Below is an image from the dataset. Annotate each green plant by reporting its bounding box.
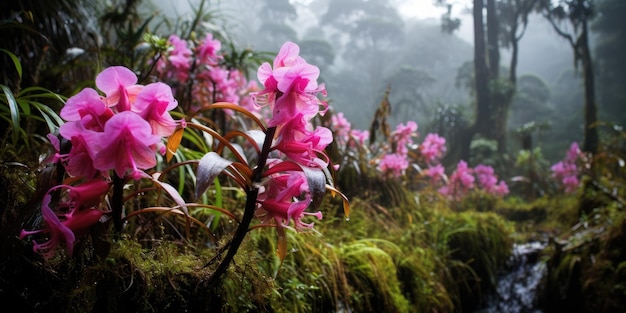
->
[0,49,65,160]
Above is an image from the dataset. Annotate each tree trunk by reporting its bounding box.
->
[473,0,491,139]
[580,18,598,155]
[487,0,500,79]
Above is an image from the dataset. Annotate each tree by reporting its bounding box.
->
[436,0,539,165]
[541,0,598,155]
[592,0,626,128]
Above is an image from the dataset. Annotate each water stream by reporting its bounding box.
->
[474,241,547,313]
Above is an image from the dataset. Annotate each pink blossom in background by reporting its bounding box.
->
[562,176,580,193]
[453,160,474,189]
[474,164,497,191]
[551,142,582,193]
[474,164,509,196]
[565,142,581,163]
[196,33,222,66]
[425,164,446,183]
[392,121,418,156]
[350,129,369,146]
[165,34,192,81]
[439,160,474,199]
[492,180,510,197]
[378,153,409,177]
[420,133,446,164]
[331,112,351,145]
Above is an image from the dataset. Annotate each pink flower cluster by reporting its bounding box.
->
[551,142,582,193]
[59,66,178,179]
[330,112,369,149]
[21,66,180,259]
[377,121,418,177]
[253,42,331,231]
[19,180,109,259]
[156,34,260,114]
[421,133,447,165]
[438,161,509,200]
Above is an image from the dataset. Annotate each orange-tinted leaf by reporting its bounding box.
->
[326,184,350,219]
[276,225,287,266]
[166,127,184,162]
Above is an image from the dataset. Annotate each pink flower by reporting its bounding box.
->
[60,88,114,131]
[91,111,161,179]
[134,82,179,137]
[439,160,474,199]
[350,129,369,146]
[425,164,446,182]
[332,112,352,146]
[392,121,418,156]
[272,41,306,68]
[453,160,474,188]
[565,142,581,163]
[550,142,582,193]
[491,181,510,196]
[95,66,143,112]
[274,114,333,168]
[562,176,579,193]
[59,121,101,178]
[256,171,322,231]
[20,193,104,259]
[258,196,322,231]
[63,179,110,209]
[474,164,497,191]
[166,35,192,81]
[378,153,409,177]
[255,41,327,127]
[196,33,222,65]
[420,133,447,164]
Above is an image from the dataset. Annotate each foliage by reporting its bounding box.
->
[0,49,65,162]
[1,1,626,313]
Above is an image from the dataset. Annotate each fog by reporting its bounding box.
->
[148,0,592,162]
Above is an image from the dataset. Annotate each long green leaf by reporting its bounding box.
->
[34,102,64,129]
[0,49,22,80]
[1,85,20,144]
[17,99,31,115]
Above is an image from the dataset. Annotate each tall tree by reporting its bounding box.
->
[592,0,626,128]
[541,0,598,155]
[436,0,538,162]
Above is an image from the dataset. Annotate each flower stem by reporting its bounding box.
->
[205,126,276,284]
[111,173,125,232]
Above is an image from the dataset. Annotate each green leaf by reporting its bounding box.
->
[17,99,31,115]
[1,85,20,144]
[0,49,22,80]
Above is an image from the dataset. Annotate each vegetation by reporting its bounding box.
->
[1,0,625,313]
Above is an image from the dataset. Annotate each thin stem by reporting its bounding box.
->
[205,126,276,284]
[111,173,125,232]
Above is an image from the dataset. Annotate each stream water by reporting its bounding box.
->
[474,241,547,313]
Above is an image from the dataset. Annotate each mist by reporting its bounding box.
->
[148,0,600,164]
